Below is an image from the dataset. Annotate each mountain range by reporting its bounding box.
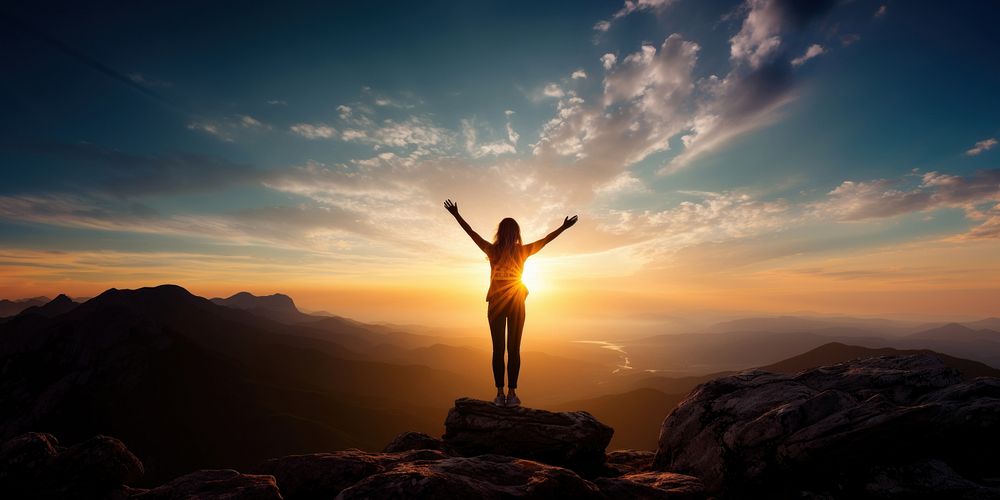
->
[1,285,998,484]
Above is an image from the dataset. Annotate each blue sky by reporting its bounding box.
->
[2,0,999,323]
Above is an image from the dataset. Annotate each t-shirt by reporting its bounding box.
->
[485,244,529,303]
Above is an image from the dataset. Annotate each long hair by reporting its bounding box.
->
[492,217,522,264]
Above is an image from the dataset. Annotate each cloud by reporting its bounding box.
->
[0,192,380,252]
[874,5,888,18]
[267,99,287,106]
[126,73,171,87]
[543,83,565,98]
[187,114,269,142]
[5,143,260,197]
[341,116,452,150]
[461,119,517,158]
[729,0,836,69]
[966,138,998,156]
[601,53,617,70]
[840,33,861,47]
[791,43,825,66]
[290,123,337,140]
[571,69,588,79]
[595,172,649,196]
[533,34,699,187]
[663,59,797,172]
[594,0,677,32]
[814,169,1000,233]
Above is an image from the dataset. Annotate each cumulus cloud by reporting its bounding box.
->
[533,34,699,189]
[791,44,825,66]
[601,53,617,70]
[571,69,588,79]
[290,123,337,140]
[966,138,998,156]
[729,0,836,69]
[543,83,565,98]
[874,5,888,18]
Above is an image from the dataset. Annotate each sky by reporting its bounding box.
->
[2,0,999,332]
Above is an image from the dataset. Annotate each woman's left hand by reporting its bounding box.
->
[562,215,578,229]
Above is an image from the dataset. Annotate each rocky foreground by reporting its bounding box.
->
[2,353,998,499]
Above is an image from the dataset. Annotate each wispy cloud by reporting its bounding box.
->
[187,114,270,142]
[594,0,677,32]
[4,143,260,197]
[966,138,998,156]
[791,44,825,66]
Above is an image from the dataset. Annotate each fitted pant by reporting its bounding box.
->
[487,297,525,389]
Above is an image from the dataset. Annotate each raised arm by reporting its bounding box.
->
[524,215,578,256]
[444,199,490,253]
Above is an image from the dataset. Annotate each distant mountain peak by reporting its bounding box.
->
[214,291,297,311]
[16,293,80,318]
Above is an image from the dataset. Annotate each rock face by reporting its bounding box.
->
[0,433,143,499]
[654,354,1000,498]
[254,449,447,499]
[133,469,281,500]
[595,471,705,500]
[443,397,614,476]
[337,454,602,500]
[382,431,444,453]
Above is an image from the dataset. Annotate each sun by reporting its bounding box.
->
[521,259,544,293]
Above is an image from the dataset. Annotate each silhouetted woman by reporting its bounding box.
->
[444,199,577,407]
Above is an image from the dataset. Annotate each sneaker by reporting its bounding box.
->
[493,394,506,407]
[506,394,521,407]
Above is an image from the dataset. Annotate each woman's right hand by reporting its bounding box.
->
[562,215,578,229]
[444,199,460,216]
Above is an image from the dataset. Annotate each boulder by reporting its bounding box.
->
[595,471,705,499]
[0,432,61,486]
[864,459,1000,499]
[254,448,447,499]
[133,469,281,500]
[443,398,613,476]
[605,449,655,475]
[654,354,1000,497]
[336,454,601,499]
[0,432,143,499]
[382,431,444,453]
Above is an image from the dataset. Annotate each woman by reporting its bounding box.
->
[444,199,577,407]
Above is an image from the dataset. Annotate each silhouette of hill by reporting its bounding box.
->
[961,317,1000,331]
[906,322,1000,343]
[0,284,479,484]
[16,294,79,318]
[756,341,1000,378]
[704,315,920,336]
[0,296,49,317]
[624,330,891,374]
[211,291,317,324]
[896,323,1000,367]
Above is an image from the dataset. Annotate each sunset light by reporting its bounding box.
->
[3,2,1000,497]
